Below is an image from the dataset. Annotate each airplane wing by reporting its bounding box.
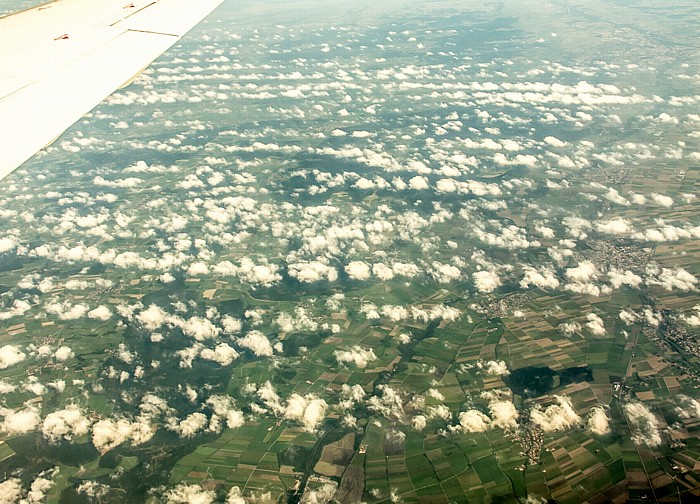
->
[0,0,223,182]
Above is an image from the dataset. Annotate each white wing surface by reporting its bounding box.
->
[0,0,223,181]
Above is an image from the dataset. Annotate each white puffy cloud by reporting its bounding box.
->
[221,315,242,334]
[165,484,215,504]
[226,486,246,504]
[0,479,22,503]
[206,395,245,432]
[457,410,490,433]
[237,258,282,287]
[647,267,697,291]
[608,269,642,289]
[411,304,461,322]
[92,416,156,453]
[372,263,395,281]
[650,193,673,207]
[520,266,560,290]
[277,308,318,333]
[478,360,509,376]
[427,404,451,420]
[624,402,661,447]
[54,346,74,361]
[346,261,371,281]
[565,261,597,283]
[412,415,427,430]
[0,236,18,254]
[27,468,60,501]
[42,405,92,443]
[586,313,606,336]
[284,394,327,432]
[676,395,700,419]
[0,345,26,369]
[431,262,461,283]
[237,330,274,357]
[488,400,518,430]
[368,385,405,421]
[587,407,611,435]
[473,270,501,293]
[88,305,112,321]
[0,404,41,435]
[175,316,221,341]
[45,300,89,320]
[380,305,409,321]
[137,305,168,330]
[597,217,631,235]
[0,299,32,321]
[168,412,208,439]
[0,380,16,394]
[288,261,338,283]
[200,343,240,366]
[186,262,209,276]
[334,346,377,368]
[530,396,581,432]
[408,175,429,190]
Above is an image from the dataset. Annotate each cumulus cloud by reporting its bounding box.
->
[0,299,32,321]
[476,359,508,376]
[530,396,581,432]
[368,386,405,421]
[412,415,427,430]
[587,406,611,435]
[473,270,501,293]
[586,313,606,336]
[175,316,221,341]
[624,402,661,447]
[647,267,697,291]
[0,345,26,369]
[42,405,91,443]
[334,346,377,368]
[165,484,215,504]
[520,266,559,290]
[221,315,242,335]
[650,193,673,207]
[566,261,597,283]
[284,394,327,432]
[346,261,371,281]
[137,305,168,330]
[1,404,41,435]
[206,395,245,432]
[0,478,22,503]
[288,261,338,283]
[0,236,18,254]
[608,269,643,289]
[488,400,518,430]
[200,343,240,366]
[167,412,208,439]
[237,331,274,357]
[676,395,700,419]
[457,410,490,433]
[54,346,74,361]
[45,300,89,320]
[276,307,318,333]
[92,416,156,453]
[88,305,112,321]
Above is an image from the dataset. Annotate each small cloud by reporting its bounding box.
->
[346,261,371,281]
[0,345,26,369]
[334,346,377,368]
[530,396,581,432]
[624,402,661,447]
[237,331,274,357]
[587,406,611,435]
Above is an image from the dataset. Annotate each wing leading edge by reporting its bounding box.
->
[0,0,224,182]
